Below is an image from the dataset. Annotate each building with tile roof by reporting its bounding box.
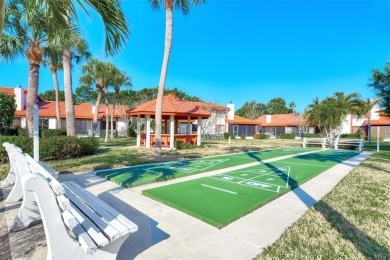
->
[1,86,129,136]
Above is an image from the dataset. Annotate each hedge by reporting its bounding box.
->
[41,129,67,138]
[302,133,321,138]
[0,136,99,162]
[253,133,269,139]
[340,133,360,139]
[279,133,296,139]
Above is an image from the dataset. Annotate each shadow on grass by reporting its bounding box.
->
[255,152,389,258]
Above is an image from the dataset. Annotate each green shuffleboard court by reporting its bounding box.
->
[143,150,360,228]
[96,147,314,187]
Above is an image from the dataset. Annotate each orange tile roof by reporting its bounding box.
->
[127,93,211,119]
[0,87,15,96]
[15,101,129,119]
[189,101,229,111]
[225,115,259,125]
[257,114,306,127]
[366,111,390,126]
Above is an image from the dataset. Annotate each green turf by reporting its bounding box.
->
[143,150,360,228]
[96,147,314,187]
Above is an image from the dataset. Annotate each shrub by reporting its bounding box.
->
[340,133,360,139]
[41,129,67,138]
[240,134,246,140]
[253,133,269,139]
[99,130,106,138]
[279,133,296,139]
[223,132,236,139]
[2,128,19,136]
[0,136,99,162]
[302,133,320,138]
[358,128,366,139]
[17,127,28,137]
[174,140,197,150]
[0,92,16,135]
[0,136,33,162]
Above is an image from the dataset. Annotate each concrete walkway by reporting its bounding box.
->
[0,150,372,260]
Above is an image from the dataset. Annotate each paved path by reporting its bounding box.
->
[0,150,372,260]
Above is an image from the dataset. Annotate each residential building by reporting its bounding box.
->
[256,114,315,138]
[0,86,129,136]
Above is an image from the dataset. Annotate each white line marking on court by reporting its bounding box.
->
[279,161,329,168]
[201,184,237,194]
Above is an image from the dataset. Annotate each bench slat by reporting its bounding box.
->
[71,223,98,255]
[68,202,110,247]
[63,184,121,241]
[63,181,131,237]
[63,181,138,233]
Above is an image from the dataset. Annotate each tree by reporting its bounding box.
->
[362,98,379,143]
[0,92,16,135]
[39,90,65,101]
[150,0,205,155]
[369,63,390,117]
[267,98,290,114]
[80,59,131,141]
[1,0,47,137]
[305,92,364,147]
[289,101,296,113]
[236,100,267,119]
[110,71,131,141]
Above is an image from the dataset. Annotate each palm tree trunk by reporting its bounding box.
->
[110,93,118,141]
[93,89,102,137]
[50,66,62,129]
[25,41,43,137]
[63,48,76,136]
[155,2,173,155]
[104,87,109,143]
[0,0,4,34]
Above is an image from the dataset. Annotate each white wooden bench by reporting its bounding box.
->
[8,150,138,259]
[302,137,327,149]
[334,138,364,151]
[2,143,58,203]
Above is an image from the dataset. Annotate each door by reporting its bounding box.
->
[233,125,238,136]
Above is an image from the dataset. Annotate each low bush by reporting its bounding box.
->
[253,133,269,139]
[0,136,99,162]
[279,133,296,139]
[240,134,246,140]
[41,129,67,138]
[174,140,197,150]
[302,133,320,138]
[223,132,236,139]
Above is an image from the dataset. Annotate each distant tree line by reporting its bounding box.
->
[235,98,296,119]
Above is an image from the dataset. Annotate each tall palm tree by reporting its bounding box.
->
[31,0,129,136]
[42,46,63,129]
[1,0,47,137]
[150,0,205,155]
[43,33,90,130]
[363,98,379,143]
[110,72,131,141]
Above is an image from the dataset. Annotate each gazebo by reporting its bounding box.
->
[127,93,211,149]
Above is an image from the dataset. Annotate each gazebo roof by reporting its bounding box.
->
[127,93,211,119]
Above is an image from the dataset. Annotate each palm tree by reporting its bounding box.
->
[1,0,47,137]
[0,0,4,34]
[363,98,379,143]
[110,72,131,141]
[30,0,129,136]
[43,33,90,130]
[42,46,63,129]
[80,59,130,141]
[150,0,205,155]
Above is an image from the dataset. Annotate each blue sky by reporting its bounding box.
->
[1,0,390,113]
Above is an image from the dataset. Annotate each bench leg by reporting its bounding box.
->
[5,156,31,203]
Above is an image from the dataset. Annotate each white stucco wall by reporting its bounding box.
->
[48,118,57,129]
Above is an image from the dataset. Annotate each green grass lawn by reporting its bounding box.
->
[257,151,390,259]
[143,150,360,228]
[96,148,315,188]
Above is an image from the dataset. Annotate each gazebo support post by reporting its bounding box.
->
[187,116,191,134]
[197,117,202,146]
[146,115,151,148]
[136,115,141,147]
[170,115,174,149]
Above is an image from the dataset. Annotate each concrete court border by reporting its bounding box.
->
[1,150,372,259]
